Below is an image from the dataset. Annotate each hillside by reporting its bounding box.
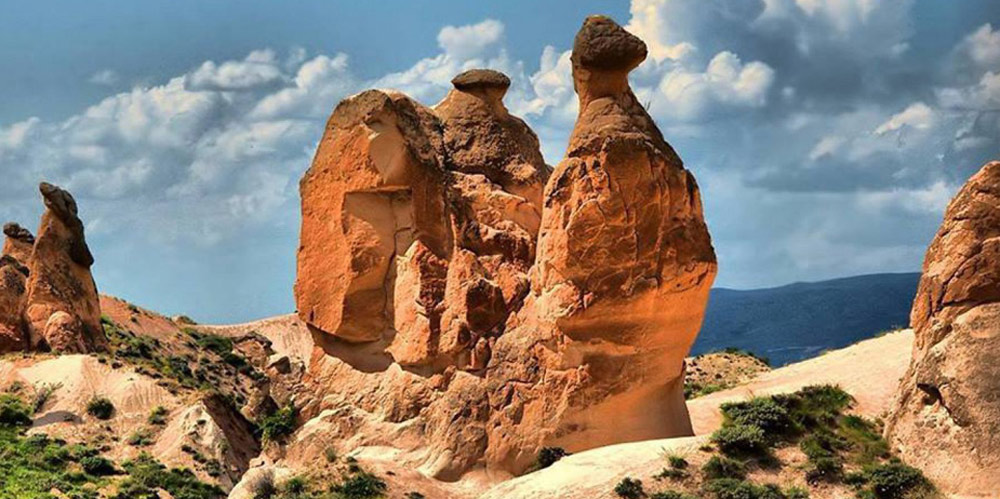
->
[694,273,920,366]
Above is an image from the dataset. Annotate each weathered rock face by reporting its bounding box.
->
[294,15,714,479]
[23,182,105,352]
[886,161,1000,495]
[296,71,547,369]
[484,15,716,471]
[295,89,452,346]
[0,256,29,353]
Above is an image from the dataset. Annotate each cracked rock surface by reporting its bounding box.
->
[886,160,1000,496]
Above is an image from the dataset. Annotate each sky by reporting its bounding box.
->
[1,0,998,324]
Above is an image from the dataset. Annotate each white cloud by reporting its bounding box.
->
[437,19,504,60]
[960,23,1000,69]
[184,50,287,91]
[651,51,775,121]
[874,102,935,136]
[88,69,120,86]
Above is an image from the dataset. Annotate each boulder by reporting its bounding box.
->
[886,161,1000,495]
[23,182,105,352]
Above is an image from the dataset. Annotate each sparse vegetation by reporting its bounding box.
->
[112,452,225,498]
[530,446,568,471]
[701,455,747,480]
[711,423,769,456]
[86,396,115,420]
[331,470,388,498]
[259,404,296,443]
[0,428,111,497]
[614,477,645,498]
[148,405,169,425]
[0,394,33,427]
[31,382,60,413]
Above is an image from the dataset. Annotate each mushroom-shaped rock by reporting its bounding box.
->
[2,223,35,264]
[484,15,716,472]
[886,161,1000,496]
[23,182,105,352]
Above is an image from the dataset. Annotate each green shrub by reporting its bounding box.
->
[0,394,32,427]
[113,452,224,498]
[720,397,792,435]
[667,455,688,469]
[196,334,233,356]
[711,424,769,455]
[148,406,168,425]
[331,470,387,498]
[259,405,296,443]
[86,396,115,420]
[127,429,154,447]
[865,462,927,499]
[533,447,568,470]
[704,479,785,499]
[654,467,687,480]
[701,455,747,480]
[651,491,696,499]
[784,486,809,499]
[80,455,115,476]
[614,477,644,499]
[804,455,842,483]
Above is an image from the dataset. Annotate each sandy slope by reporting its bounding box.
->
[480,330,914,499]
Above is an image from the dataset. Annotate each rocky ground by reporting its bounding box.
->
[0,306,930,499]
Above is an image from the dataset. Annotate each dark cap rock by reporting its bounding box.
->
[451,69,511,92]
[2,223,33,244]
[39,182,80,222]
[572,15,647,72]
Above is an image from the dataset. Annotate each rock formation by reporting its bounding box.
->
[294,15,715,478]
[886,160,1000,495]
[484,16,716,471]
[0,183,105,353]
[2,223,34,263]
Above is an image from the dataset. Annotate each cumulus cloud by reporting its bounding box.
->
[651,51,775,121]
[959,23,1000,69]
[184,49,288,92]
[437,19,505,60]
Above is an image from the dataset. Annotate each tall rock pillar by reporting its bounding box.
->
[485,16,717,472]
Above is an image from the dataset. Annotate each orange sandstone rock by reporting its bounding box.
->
[23,182,105,352]
[484,15,716,471]
[2,223,34,263]
[293,15,715,479]
[886,161,1000,496]
[0,256,29,353]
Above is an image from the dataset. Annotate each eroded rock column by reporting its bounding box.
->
[24,182,105,353]
[485,16,717,472]
[886,161,1000,496]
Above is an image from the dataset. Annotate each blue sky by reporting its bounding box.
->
[1,1,998,323]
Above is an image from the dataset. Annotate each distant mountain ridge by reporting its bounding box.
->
[692,272,921,366]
